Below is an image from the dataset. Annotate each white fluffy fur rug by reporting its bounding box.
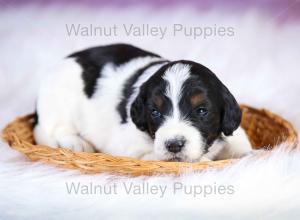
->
[1,4,300,220]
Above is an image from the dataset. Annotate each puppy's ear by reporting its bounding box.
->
[130,90,148,131]
[220,85,241,136]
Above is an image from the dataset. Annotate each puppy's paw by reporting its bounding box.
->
[199,156,212,162]
[57,135,95,153]
[243,149,267,157]
[140,153,158,161]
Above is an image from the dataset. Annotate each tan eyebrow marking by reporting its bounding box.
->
[153,95,163,108]
[190,93,205,107]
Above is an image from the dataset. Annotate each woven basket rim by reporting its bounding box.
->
[2,104,298,176]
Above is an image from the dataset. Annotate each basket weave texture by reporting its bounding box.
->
[2,105,298,176]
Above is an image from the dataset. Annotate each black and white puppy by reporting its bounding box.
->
[34,43,252,162]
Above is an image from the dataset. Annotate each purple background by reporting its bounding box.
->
[1,0,300,21]
[0,0,300,18]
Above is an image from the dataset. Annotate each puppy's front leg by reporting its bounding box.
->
[199,156,212,162]
[216,127,252,160]
[140,152,159,161]
[201,139,226,161]
[54,126,95,153]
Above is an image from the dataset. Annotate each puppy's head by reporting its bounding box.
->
[130,61,241,162]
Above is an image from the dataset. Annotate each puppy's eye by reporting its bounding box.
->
[151,109,162,118]
[196,107,208,116]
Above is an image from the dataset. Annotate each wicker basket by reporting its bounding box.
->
[2,105,298,176]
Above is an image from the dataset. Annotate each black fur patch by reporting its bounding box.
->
[33,111,38,126]
[117,60,168,123]
[68,43,160,98]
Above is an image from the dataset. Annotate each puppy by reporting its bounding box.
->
[34,43,252,162]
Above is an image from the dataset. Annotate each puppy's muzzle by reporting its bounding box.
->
[165,137,186,153]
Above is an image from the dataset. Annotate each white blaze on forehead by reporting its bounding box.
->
[155,63,205,161]
[163,63,191,119]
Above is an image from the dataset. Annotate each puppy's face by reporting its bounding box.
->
[130,61,241,162]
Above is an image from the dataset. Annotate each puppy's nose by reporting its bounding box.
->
[165,138,186,153]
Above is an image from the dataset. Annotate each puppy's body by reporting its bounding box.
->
[34,44,252,161]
